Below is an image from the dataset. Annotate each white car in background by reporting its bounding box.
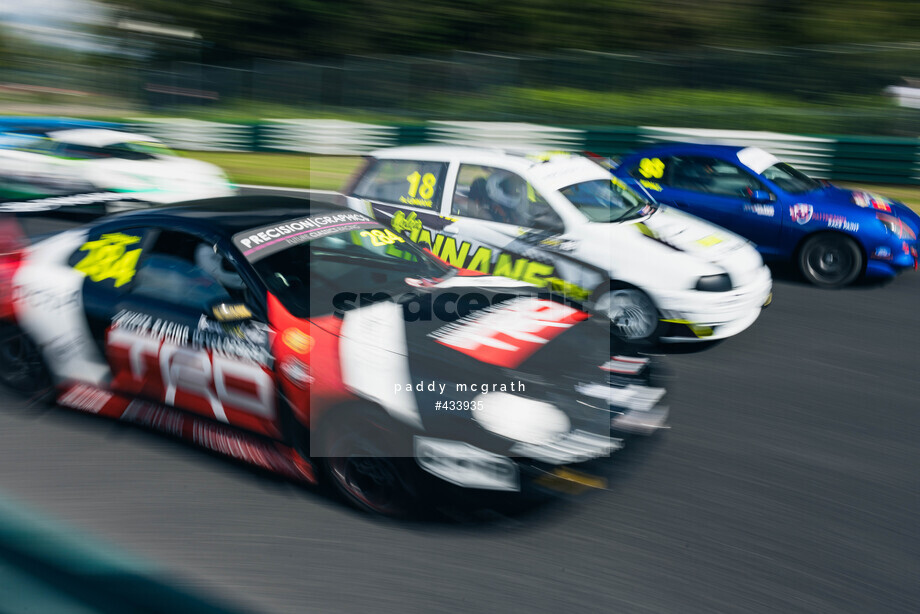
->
[0,128,235,204]
[345,146,773,344]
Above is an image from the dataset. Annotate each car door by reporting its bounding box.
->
[442,164,589,295]
[629,154,782,250]
[99,228,278,438]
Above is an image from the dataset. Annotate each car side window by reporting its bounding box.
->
[129,230,248,312]
[130,255,232,311]
[352,159,448,211]
[451,164,562,230]
[665,156,767,198]
[58,143,114,160]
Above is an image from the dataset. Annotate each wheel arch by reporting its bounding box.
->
[794,229,868,277]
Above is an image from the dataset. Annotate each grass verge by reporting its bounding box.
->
[180,151,362,191]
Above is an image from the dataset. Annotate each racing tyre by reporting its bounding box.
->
[593,285,662,344]
[320,408,418,518]
[0,323,53,403]
[798,234,863,288]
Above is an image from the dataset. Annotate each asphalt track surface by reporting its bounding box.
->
[0,193,918,613]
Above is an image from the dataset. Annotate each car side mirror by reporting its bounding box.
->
[749,189,774,204]
[210,300,253,322]
[532,214,565,234]
[533,219,565,235]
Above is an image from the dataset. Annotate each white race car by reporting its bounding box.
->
[345,146,773,344]
[0,128,235,204]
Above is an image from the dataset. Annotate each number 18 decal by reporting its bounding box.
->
[400,172,438,208]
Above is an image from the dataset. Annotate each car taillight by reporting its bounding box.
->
[0,217,27,319]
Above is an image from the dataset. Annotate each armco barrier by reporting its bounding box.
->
[830,136,920,184]
[123,119,920,185]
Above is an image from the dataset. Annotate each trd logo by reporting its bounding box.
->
[107,327,275,422]
[428,297,589,368]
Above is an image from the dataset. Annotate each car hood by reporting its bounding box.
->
[331,278,632,447]
[83,156,233,202]
[580,205,765,288]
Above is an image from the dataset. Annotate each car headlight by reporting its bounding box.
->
[473,393,570,445]
[877,213,917,240]
[695,273,732,292]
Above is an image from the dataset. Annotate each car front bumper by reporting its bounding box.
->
[652,264,774,342]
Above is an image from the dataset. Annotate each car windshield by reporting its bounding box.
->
[236,216,452,318]
[761,162,823,194]
[559,177,654,223]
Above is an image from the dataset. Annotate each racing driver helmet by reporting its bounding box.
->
[486,171,526,214]
[194,243,245,290]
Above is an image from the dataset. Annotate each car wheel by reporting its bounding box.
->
[593,285,661,343]
[321,409,417,518]
[798,234,863,288]
[0,323,53,403]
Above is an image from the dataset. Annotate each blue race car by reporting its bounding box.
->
[613,143,920,288]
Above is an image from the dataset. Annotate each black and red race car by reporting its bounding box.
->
[0,196,668,516]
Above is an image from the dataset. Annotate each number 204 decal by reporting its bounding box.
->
[360,228,406,247]
[73,232,142,287]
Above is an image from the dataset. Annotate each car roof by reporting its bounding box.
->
[626,142,746,158]
[98,195,354,238]
[46,128,161,147]
[622,143,784,175]
[367,145,610,189]
[369,144,573,168]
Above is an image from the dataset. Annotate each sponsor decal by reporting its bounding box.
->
[388,210,591,299]
[212,302,252,322]
[282,328,313,353]
[58,383,113,414]
[873,200,892,212]
[853,190,892,212]
[108,310,274,422]
[537,237,577,251]
[73,232,142,287]
[234,213,376,260]
[639,179,663,192]
[13,286,80,311]
[812,212,858,232]
[0,191,142,213]
[279,356,313,387]
[695,234,723,248]
[429,297,588,368]
[112,309,271,365]
[743,203,775,217]
[789,203,814,225]
[600,355,648,375]
[875,246,892,259]
[118,400,316,484]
